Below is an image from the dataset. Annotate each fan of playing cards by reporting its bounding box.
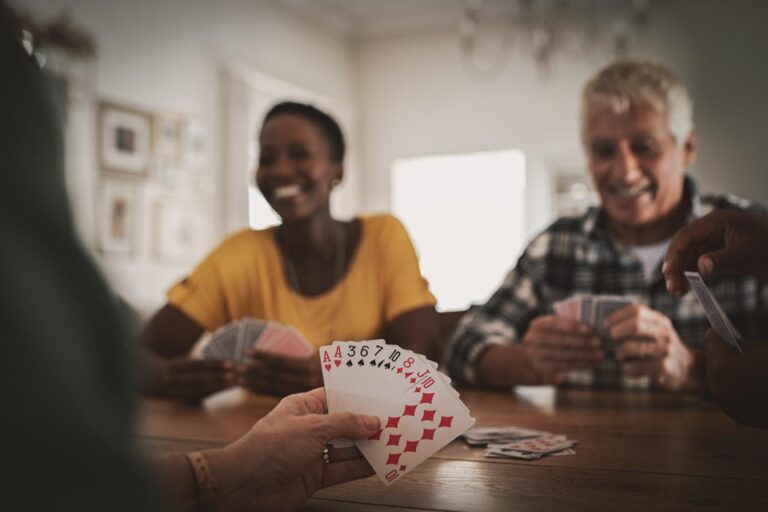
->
[202,318,315,362]
[320,340,475,486]
[554,294,637,350]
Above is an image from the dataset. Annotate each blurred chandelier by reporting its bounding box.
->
[459,0,652,78]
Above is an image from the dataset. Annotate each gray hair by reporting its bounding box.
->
[581,59,694,145]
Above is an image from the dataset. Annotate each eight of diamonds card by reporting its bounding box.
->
[320,340,474,486]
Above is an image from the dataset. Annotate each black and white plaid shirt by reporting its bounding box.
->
[445,176,767,389]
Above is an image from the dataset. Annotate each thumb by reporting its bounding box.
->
[318,412,381,441]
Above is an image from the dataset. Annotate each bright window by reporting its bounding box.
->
[392,150,527,311]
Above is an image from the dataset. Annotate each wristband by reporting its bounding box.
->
[185,451,218,512]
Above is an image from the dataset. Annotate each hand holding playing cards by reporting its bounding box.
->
[604,305,694,390]
[205,388,380,512]
[151,357,235,404]
[238,351,322,396]
[664,210,768,296]
[522,316,604,384]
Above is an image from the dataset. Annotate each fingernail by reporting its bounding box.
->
[700,257,714,276]
[364,415,380,430]
[661,261,668,273]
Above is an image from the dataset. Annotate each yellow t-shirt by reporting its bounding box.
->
[167,214,436,347]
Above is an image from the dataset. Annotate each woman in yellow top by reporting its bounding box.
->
[144,101,438,403]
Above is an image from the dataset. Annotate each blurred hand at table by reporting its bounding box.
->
[663,210,768,296]
[705,330,768,429]
[205,387,379,512]
[238,350,322,396]
[149,356,236,405]
[604,304,694,391]
[522,315,605,384]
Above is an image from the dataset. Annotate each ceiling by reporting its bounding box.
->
[276,0,518,39]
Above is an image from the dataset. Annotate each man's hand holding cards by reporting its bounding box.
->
[553,295,695,388]
[553,294,635,353]
[320,340,475,486]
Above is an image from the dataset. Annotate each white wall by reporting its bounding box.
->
[355,9,695,242]
[14,0,358,316]
[354,1,768,236]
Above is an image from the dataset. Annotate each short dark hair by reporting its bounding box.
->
[261,101,345,164]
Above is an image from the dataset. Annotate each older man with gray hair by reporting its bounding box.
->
[445,59,766,392]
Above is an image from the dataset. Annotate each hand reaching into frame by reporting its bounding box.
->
[663,210,768,296]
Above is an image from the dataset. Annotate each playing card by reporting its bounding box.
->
[489,434,576,455]
[320,340,475,486]
[591,296,634,351]
[237,318,268,361]
[202,323,238,360]
[684,272,743,352]
[463,425,549,447]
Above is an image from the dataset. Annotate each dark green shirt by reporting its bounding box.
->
[1,4,159,509]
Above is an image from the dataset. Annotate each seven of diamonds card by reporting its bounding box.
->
[320,340,475,486]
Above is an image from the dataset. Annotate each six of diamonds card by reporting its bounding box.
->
[320,339,475,486]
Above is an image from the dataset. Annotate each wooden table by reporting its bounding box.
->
[139,388,768,511]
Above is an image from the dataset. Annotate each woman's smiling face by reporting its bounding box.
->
[256,114,341,222]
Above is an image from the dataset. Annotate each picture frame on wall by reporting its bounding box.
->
[98,101,152,177]
[153,114,182,160]
[151,201,210,263]
[180,117,208,170]
[97,180,136,254]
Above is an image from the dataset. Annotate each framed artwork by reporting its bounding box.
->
[98,101,152,177]
[153,114,182,160]
[151,201,210,263]
[97,181,136,254]
[180,117,208,170]
[152,158,179,192]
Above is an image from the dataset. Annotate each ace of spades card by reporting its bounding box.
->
[320,340,474,486]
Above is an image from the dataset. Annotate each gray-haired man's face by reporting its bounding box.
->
[583,101,695,233]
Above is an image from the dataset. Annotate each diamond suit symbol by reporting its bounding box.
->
[420,392,435,404]
[386,453,401,465]
[422,428,436,440]
[421,409,436,422]
[387,434,402,446]
[402,404,417,416]
[404,440,419,452]
[439,416,454,428]
[386,416,401,429]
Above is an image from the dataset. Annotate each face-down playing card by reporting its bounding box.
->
[684,272,743,352]
[203,318,315,363]
[320,340,474,485]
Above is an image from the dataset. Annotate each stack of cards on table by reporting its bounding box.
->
[554,294,637,349]
[320,340,475,486]
[463,426,577,460]
[684,272,744,352]
[202,318,315,362]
